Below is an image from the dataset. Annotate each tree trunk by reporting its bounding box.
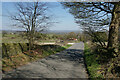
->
[108,3,120,54]
[29,35,34,51]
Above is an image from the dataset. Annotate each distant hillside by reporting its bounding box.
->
[1,30,81,34]
[42,30,81,34]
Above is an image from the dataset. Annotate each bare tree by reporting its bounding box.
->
[62,2,120,54]
[11,2,52,50]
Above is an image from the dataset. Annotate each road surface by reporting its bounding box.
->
[2,42,88,78]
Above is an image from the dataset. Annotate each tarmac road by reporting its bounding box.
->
[2,42,88,78]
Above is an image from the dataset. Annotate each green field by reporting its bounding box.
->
[2,33,28,43]
[1,33,80,43]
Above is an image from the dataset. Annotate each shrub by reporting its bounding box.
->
[2,43,29,58]
[92,45,115,64]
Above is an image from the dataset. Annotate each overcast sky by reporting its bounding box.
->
[1,2,81,31]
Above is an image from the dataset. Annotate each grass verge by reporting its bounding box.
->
[2,44,71,72]
[84,43,104,80]
[63,44,72,49]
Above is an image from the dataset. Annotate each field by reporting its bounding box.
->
[1,32,80,44]
[2,33,28,43]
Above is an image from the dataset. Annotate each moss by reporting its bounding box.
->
[13,43,22,54]
[4,43,16,56]
[2,43,29,58]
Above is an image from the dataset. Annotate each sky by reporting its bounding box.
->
[1,2,80,31]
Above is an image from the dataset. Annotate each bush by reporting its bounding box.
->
[2,43,29,58]
[92,45,115,64]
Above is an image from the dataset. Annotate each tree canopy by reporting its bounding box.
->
[62,2,120,53]
[62,2,114,31]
